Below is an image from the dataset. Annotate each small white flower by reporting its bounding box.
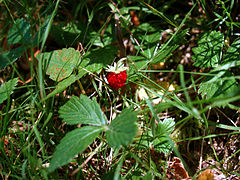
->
[105,57,129,74]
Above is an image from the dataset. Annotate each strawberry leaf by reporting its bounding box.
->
[59,95,107,126]
[153,118,175,153]
[0,78,18,104]
[36,48,81,81]
[222,38,240,64]
[192,31,224,67]
[49,126,103,173]
[106,109,138,148]
[198,71,239,100]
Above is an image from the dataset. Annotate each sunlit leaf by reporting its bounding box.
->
[36,48,81,81]
[49,126,102,173]
[106,109,138,148]
[192,31,224,67]
[198,71,239,100]
[59,95,107,126]
[222,38,240,64]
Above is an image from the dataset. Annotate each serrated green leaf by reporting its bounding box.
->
[222,38,240,64]
[0,78,18,104]
[106,109,138,148]
[198,71,239,100]
[156,118,175,136]
[153,118,175,153]
[7,18,31,45]
[59,95,107,126]
[36,48,81,81]
[192,31,224,67]
[49,126,102,173]
[0,46,26,70]
[138,32,162,59]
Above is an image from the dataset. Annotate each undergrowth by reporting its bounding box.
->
[0,0,239,179]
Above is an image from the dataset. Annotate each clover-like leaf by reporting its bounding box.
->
[153,118,175,153]
[192,31,224,67]
[0,78,18,104]
[36,48,81,81]
[59,95,107,126]
[106,109,138,148]
[49,126,103,173]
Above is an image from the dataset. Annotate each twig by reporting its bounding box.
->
[71,141,103,176]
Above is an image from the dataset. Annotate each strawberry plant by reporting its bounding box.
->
[0,0,240,179]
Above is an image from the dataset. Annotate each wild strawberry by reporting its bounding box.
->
[106,58,128,90]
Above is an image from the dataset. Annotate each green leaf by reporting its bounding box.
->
[222,38,240,64]
[151,29,188,63]
[44,75,79,100]
[32,16,51,46]
[139,32,162,59]
[192,31,224,67]
[51,22,84,46]
[153,118,175,153]
[0,78,18,104]
[7,18,31,45]
[156,118,175,136]
[79,45,118,74]
[59,95,107,126]
[106,109,138,148]
[198,71,239,100]
[49,126,102,173]
[0,46,26,70]
[36,48,81,81]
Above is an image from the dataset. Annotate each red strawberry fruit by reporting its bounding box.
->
[106,58,128,90]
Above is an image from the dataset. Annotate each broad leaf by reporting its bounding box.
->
[36,48,81,81]
[0,46,26,70]
[153,118,175,153]
[0,78,18,104]
[49,126,102,172]
[106,109,138,148]
[222,38,240,64]
[198,71,239,100]
[7,18,31,45]
[192,31,224,67]
[59,95,107,126]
